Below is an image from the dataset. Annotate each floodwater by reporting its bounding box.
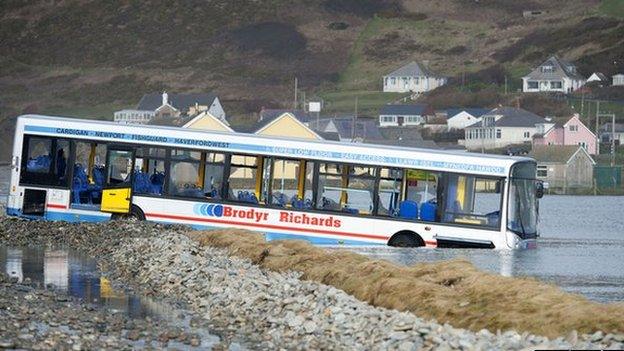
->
[1,166,623,302]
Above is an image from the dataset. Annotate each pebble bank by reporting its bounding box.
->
[1,217,623,350]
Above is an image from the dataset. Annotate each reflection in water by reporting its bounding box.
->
[1,246,167,319]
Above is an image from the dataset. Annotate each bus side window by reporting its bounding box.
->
[228,154,261,204]
[401,169,439,221]
[440,174,503,228]
[134,147,167,196]
[20,136,71,187]
[168,149,203,198]
[316,163,375,215]
[377,168,403,217]
[270,158,301,208]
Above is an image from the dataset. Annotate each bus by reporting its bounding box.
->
[6,115,543,249]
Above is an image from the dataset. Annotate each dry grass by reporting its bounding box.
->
[189,229,624,338]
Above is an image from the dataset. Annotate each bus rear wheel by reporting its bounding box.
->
[111,205,145,221]
[388,231,424,248]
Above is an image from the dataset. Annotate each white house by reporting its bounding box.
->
[522,56,586,93]
[379,104,433,127]
[463,107,552,151]
[613,74,624,86]
[113,109,155,125]
[382,61,447,93]
[445,108,490,130]
[586,72,608,84]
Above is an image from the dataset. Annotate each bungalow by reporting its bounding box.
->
[382,61,447,93]
[532,114,597,154]
[522,56,585,93]
[445,108,490,130]
[379,104,434,127]
[463,107,551,151]
[530,145,595,191]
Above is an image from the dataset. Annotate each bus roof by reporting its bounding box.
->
[16,114,534,177]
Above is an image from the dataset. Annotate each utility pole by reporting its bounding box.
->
[596,101,601,155]
[504,75,508,95]
[580,90,585,124]
[352,96,358,141]
[293,77,298,110]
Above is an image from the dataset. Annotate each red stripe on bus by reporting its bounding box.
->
[47,204,68,209]
[425,240,437,246]
[145,212,390,241]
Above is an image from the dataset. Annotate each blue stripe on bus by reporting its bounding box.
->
[7,208,380,246]
[24,124,507,175]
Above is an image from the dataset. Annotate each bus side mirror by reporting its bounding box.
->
[536,181,544,199]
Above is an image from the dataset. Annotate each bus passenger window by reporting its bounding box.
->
[402,170,439,221]
[203,153,225,198]
[377,168,403,216]
[25,137,52,174]
[54,140,69,186]
[228,154,260,204]
[134,147,167,196]
[441,174,502,228]
[169,149,203,198]
[270,159,300,207]
[71,142,106,205]
[316,163,376,215]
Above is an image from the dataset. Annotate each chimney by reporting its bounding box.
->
[162,91,168,106]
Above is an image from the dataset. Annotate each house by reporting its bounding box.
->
[522,56,585,93]
[382,61,447,93]
[136,91,226,121]
[530,145,595,191]
[379,104,434,127]
[445,108,490,130]
[113,109,155,125]
[182,111,234,132]
[598,123,624,144]
[236,109,323,140]
[613,74,624,86]
[532,114,597,154]
[586,72,608,84]
[463,107,550,151]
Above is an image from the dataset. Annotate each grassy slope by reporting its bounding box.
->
[599,0,624,18]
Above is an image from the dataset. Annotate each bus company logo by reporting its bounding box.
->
[194,204,224,217]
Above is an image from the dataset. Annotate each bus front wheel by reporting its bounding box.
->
[388,231,424,248]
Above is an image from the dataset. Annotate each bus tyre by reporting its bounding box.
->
[112,205,145,221]
[389,231,424,248]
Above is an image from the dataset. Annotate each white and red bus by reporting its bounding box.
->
[7,115,542,249]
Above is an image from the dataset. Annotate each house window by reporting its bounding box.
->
[402,77,409,86]
[391,77,396,85]
[496,129,501,139]
[380,116,397,124]
[527,81,538,89]
[523,131,530,138]
[405,116,421,124]
[415,77,420,85]
[541,65,554,73]
[569,125,578,132]
[537,166,548,178]
[550,81,562,89]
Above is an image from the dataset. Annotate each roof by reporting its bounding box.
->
[234,110,312,134]
[137,93,217,111]
[523,56,585,81]
[384,61,443,78]
[148,115,195,127]
[467,107,545,128]
[446,108,490,119]
[380,104,430,116]
[588,72,608,81]
[530,145,593,164]
[18,114,534,177]
[316,131,341,141]
[376,126,438,148]
[330,117,384,140]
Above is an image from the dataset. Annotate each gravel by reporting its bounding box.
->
[1,217,623,350]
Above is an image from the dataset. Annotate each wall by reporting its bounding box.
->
[257,115,320,140]
[184,113,232,132]
[563,116,597,154]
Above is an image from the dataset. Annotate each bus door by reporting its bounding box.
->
[100,147,135,214]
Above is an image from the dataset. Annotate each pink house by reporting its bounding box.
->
[533,114,597,154]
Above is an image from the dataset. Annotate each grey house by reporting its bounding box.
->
[522,56,585,93]
[530,145,595,191]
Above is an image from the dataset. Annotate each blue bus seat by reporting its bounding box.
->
[420,201,436,221]
[399,200,418,219]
